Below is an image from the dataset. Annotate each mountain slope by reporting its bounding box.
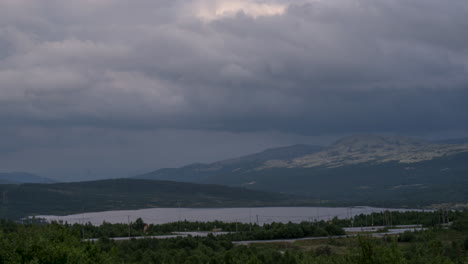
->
[0,179,315,219]
[435,137,468,145]
[137,144,322,183]
[263,135,468,169]
[136,135,468,206]
[0,172,56,184]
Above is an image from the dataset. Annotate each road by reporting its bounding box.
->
[234,227,426,245]
[83,226,426,243]
[83,231,230,242]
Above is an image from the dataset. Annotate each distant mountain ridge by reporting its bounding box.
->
[0,172,55,184]
[136,135,468,206]
[263,135,468,169]
[138,135,468,180]
[215,144,323,166]
[434,137,468,145]
[137,144,323,183]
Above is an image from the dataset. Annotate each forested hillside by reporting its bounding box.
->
[0,179,315,219]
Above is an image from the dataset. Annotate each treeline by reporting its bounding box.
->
[22,209,468,240]
[31,219,345,241]
[332,209,468,228]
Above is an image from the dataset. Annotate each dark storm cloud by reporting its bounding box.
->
[0,0,467,179]
[1,0,467,135]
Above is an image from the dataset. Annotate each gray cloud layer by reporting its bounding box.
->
[1,0,467,179]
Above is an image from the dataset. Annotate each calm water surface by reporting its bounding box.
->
[38,207,424,225]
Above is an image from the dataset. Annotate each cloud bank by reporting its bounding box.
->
[0,0,467,178]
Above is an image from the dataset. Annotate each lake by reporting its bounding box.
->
[37,206,425,226]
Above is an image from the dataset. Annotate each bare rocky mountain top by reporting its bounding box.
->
[135,134,468,205]
[173,144,323,173]
[261,135,468,169]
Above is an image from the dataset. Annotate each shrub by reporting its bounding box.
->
[398,231,416,242]
[315,246,332,256]
[451,219,468,231]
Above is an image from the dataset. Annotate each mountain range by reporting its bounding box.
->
[136,135,468,206]
[0,172,55,184]
[2,134,467,219]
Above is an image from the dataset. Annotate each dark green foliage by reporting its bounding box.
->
[452,219,468,231]
[356,236,376,264]
[398,231,416,242]
[1,215,468,264]
[0,220,118,264]
[226,221,344,241]
[0,179,315,219]
[333,209,464,228]
[315,245,332,256]
[66,218,345,241]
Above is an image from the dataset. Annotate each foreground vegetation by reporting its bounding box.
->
[1,210,467,263]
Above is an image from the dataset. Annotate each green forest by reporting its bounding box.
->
[1,210,467,263]
[0,179,317,220]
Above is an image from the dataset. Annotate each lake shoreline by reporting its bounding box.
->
[35,206,427,226]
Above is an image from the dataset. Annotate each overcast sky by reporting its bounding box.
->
[1,0,467,181]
